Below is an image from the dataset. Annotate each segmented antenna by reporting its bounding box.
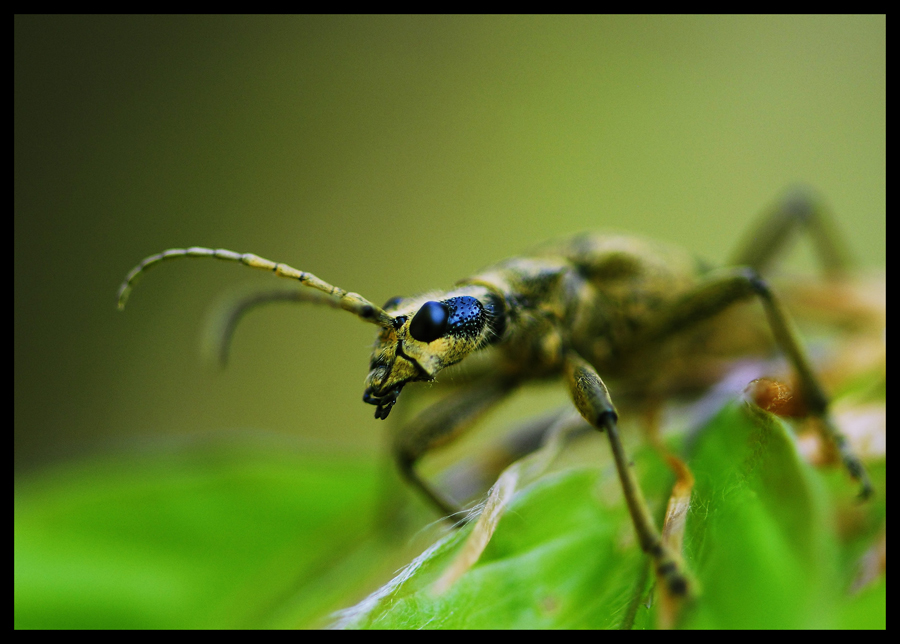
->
[117,247,394,328]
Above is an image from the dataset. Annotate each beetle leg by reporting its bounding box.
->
[730,187,851,278]
[393,375,518,521]
[439,407,593,503]
[635,267,873,498]
[563,351,691,598]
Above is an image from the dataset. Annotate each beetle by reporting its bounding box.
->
[117,189,872,599]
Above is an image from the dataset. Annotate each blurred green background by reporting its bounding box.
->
[15,16,885,628]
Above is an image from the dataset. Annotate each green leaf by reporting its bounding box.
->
[14,442,384,629]
[335,467,649,629]
[681,404,837,628]
[336,402,885,629]
[14,400,885,629]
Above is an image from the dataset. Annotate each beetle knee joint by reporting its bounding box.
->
[737,267,770,296]
[595,410,617,431]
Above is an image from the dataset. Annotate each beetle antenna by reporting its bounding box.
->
[204,288,344,368]
[117,247,395,328]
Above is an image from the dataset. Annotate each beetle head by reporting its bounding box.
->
[362,288,506,419]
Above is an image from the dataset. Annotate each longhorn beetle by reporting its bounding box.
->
[117,190,873,599]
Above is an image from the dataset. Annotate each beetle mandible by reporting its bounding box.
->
[117,189,873,598]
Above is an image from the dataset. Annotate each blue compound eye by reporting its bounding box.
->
[409,301,449,343]
[445,296,482,335]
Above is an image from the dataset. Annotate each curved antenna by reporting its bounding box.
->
[204,288,342,367]
[117,247,394,328]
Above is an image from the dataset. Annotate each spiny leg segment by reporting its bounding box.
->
[117,247,394,328]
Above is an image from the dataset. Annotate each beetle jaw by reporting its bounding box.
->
[363,342,435,419]
[362,382,405,420]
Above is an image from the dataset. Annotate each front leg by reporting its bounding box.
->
[564,351,690,598]
[393,375,518,521]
